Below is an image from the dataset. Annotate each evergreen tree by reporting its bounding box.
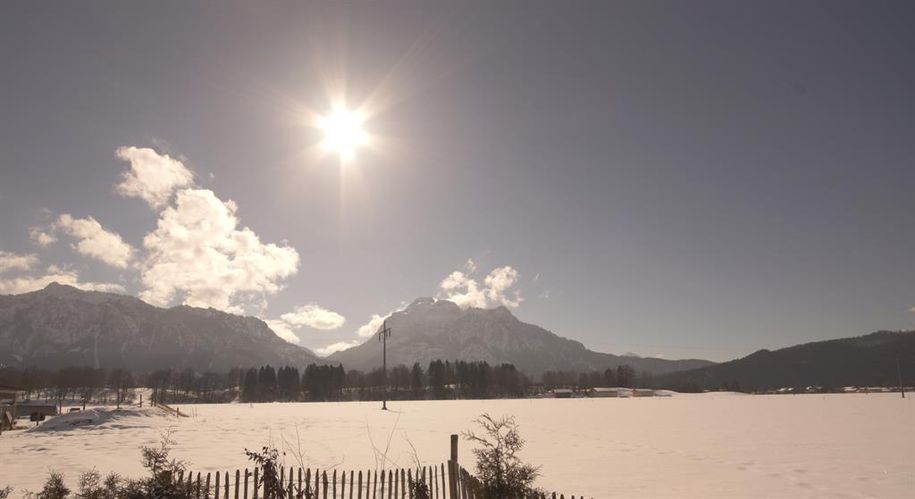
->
[242,368,259,402]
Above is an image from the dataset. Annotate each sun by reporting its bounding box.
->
[318,105,367,163]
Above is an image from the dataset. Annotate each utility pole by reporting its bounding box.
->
[378,320,392,410]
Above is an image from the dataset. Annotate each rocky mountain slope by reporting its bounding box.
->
[0,283,319,371]
[328,297,713,376]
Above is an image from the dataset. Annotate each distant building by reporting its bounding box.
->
[632,389,655,397]
[589,387,632,398]
[0,384,25,404]
[550,388,574,398]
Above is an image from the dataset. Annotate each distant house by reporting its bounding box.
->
[632,389,655,397]
[550,388,574,398]
[16,403,58,419]
[589,387,632,398]
[0,385,25,404]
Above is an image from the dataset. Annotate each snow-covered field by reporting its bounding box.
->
[1,393,912,498]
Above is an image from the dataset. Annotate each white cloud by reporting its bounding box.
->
[139,188,299,313]
[0,251,39,273]
[314,340,362,357]
[910,307,915,314]
[280,303,346,331]
[356,313,389,338]
[353,300,410,338]
[29,227,56,247]
[0,264,124,295]
[55,214,134,268]
[115,146,194,208]
[264,319,301,344]
[264,303,347,345]
[438,263,522,309]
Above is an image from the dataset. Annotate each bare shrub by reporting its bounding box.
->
[463,413,541,499]
[245,446,316,499]
[75,470,120,499]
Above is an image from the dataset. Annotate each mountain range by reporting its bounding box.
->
[328,297,713,376]
[0,283,319,371]
[0,285,711,376]
[4,284,909,390]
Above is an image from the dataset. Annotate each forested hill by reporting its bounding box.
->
[656,330,915,391]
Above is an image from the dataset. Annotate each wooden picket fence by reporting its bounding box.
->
[174,465,590,499]
[176,436,591,499]
[175,463,455,499]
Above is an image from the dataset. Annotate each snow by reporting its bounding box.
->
[1,393,912,498]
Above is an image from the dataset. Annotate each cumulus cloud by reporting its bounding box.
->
[264,319,302,344]
[139,188,300,313]
[438,260,522,309]
[0,264,124,295]
[115,146,194,208]
[55,214,134,268]
[280,303,346,331]
[356,313,389,338]
[264,303,347,344]
[29,226,57,247]
[314,340,362,357]
[0,251,39,273]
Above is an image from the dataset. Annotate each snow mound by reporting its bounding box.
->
[28,408,163,432]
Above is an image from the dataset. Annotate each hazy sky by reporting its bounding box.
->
[1,1,914,361]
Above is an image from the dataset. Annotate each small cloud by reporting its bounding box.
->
[28,226,56,247]
[354,301,409,338]
[355,313,388,338]
[55,214,134,268]
[910,307,915,314]
[115,146,195,209]
[438,261,522,309]
[0,251,39,273]
[280,303,346,331]
[0,263,124,295]
[265,303,346,344]
[314,340,361,357]
[264,319,301,344]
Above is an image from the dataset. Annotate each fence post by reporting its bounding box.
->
[251,468,257,499]
[447,462,456,499]
[450,435,458,464]
[449,434,459,499]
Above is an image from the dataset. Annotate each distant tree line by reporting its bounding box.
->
[0,366,139,409]
[0,360,656,407]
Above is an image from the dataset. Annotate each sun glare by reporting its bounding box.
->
[319,106,367,163]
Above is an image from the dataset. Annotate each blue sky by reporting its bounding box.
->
[1,1,914,360]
